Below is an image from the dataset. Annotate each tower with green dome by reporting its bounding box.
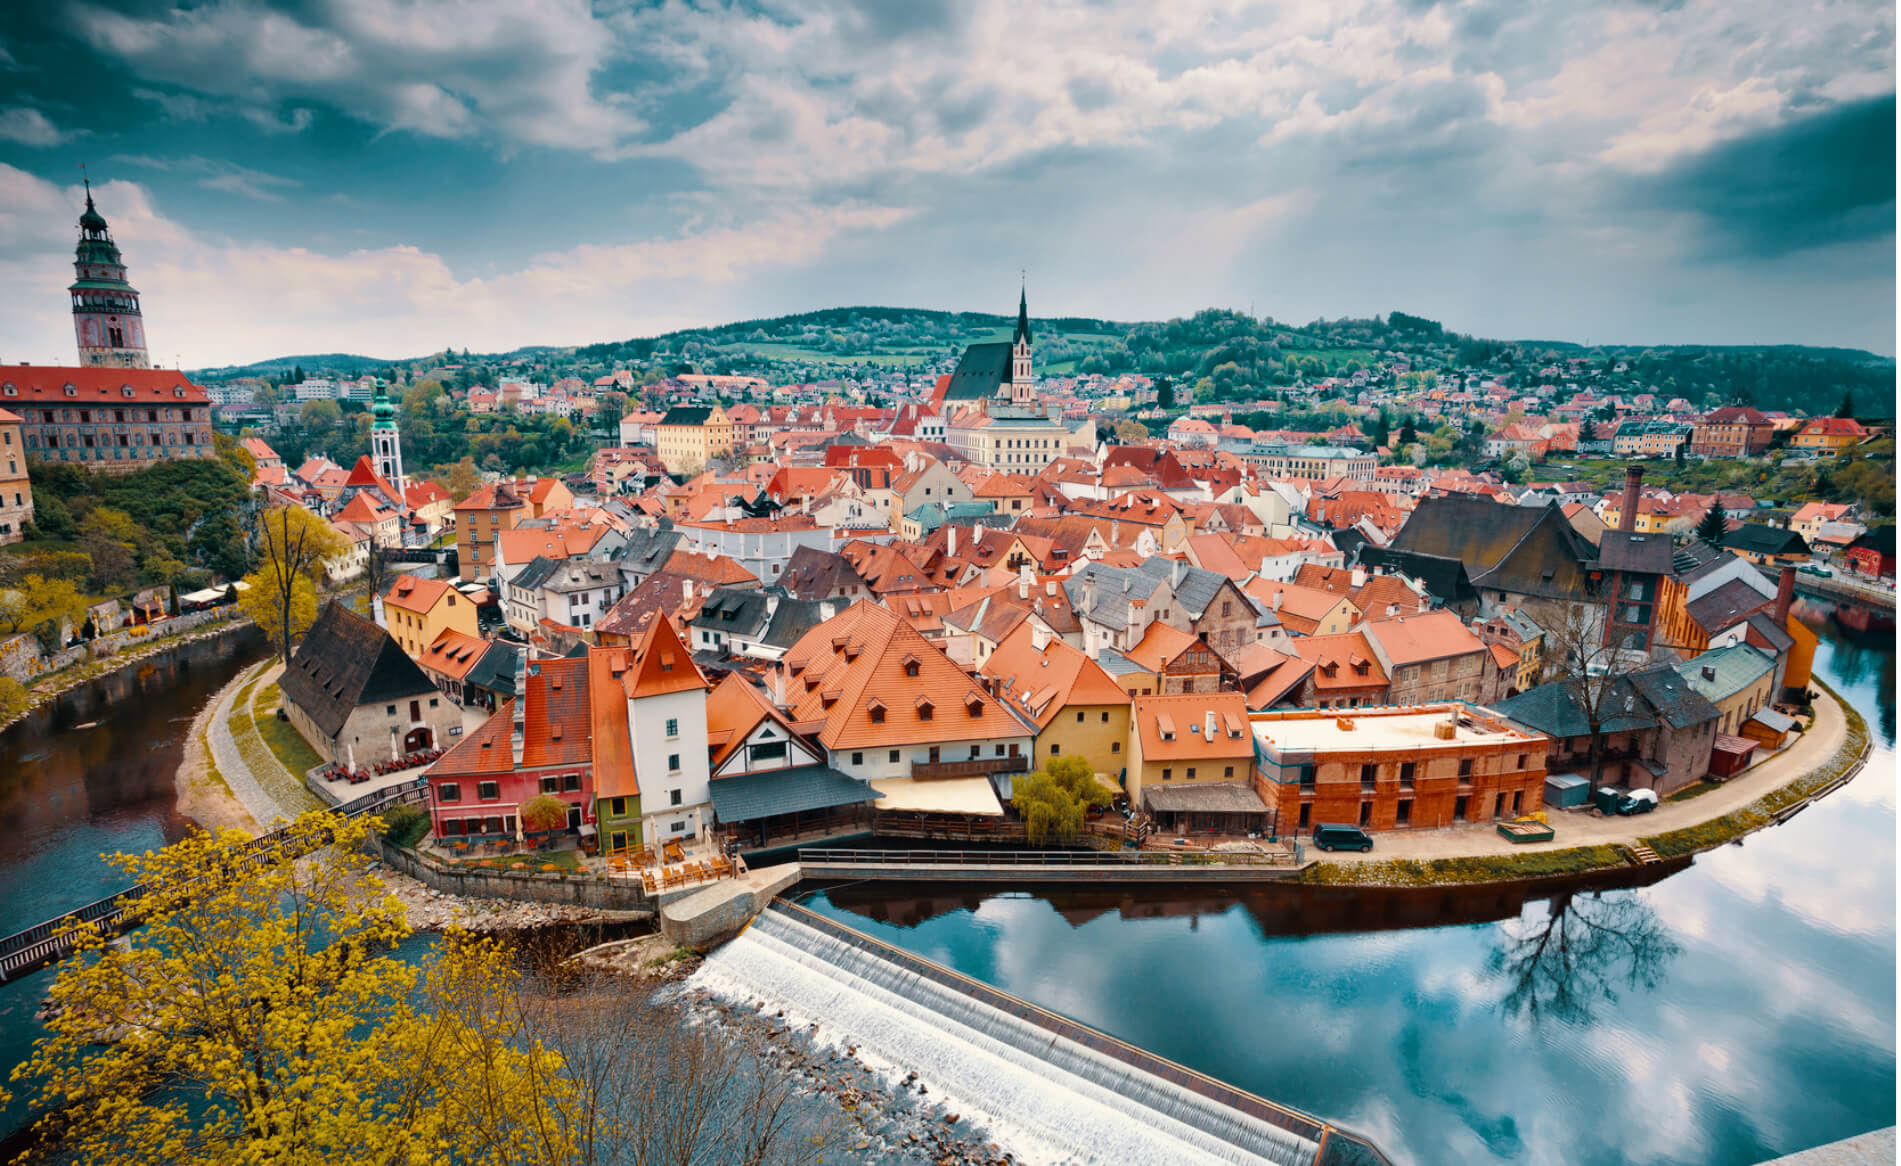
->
[370,382,406,495]
[70,179,152,369]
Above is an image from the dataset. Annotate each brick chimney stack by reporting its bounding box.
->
[1618,465,1643,533]
[1774,565,1796,625]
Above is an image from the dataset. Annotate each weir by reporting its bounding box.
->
[691,900,1393,1166]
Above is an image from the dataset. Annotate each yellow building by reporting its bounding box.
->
[1790,417,1868,455]
[653,404,734,475]
[0,407,31,544]
[452,476,574,583]
[1126,691,1253,804]
[382,574,479,659]
[981,624,1133,783]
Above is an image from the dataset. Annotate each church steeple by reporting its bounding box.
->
[1009,282,1033,405]
[370,382,406,496]
[70,179,151,369]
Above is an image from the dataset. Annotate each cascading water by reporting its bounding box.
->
[688,903,1330,1166]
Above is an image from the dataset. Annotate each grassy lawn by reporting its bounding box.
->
[225,665,321,816]
[1664,780,1721,804]
[255,682,325,777]
[1305,845,1631,887]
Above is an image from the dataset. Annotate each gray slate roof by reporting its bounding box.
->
[707,765,882,822]
[1675,643,1775,704]
[942,342,1013,401]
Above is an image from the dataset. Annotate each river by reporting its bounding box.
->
[0,607,1891,1163]
[796,600,1896,1165]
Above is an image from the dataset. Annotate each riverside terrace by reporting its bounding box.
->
[1250,704,1550,835]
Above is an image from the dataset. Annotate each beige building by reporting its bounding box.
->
[0,408,31,544]
[945,405,1074,472]
[653,404,734,475]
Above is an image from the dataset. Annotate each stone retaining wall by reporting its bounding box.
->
[368,833,653,915]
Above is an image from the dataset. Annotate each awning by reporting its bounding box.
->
[708,765,882,823]
[1140,783,1268,815]
[868,776,1005,817]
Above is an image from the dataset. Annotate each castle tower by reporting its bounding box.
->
[370,383,406,496]
[70,180,151,369]
[1009,285,1034,405]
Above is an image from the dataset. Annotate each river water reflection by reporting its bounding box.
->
[801,604,1896,1166]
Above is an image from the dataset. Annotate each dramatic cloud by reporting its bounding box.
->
[0,0,1892,360]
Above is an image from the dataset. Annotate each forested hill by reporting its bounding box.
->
[193,306,1894,417]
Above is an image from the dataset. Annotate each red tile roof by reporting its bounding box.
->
[0,365,209,403]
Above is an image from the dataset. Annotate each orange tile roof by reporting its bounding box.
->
[430,703,513,777]
[1123,621,1200,673]
[980,623,1128,729]
[384,573,456,616]
[1359,609,1486,666]
[587,647,638,798]
[1290,631,1390,691]
[1132,692,1252,761]
[705,672,807,770]
[663,548,761,588]
[335,491,396,525]
[522,656,591,767]
[779,600,1018,749]
[417,628,491,683]
[0,365,209,402]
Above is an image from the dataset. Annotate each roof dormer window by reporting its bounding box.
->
[173,387,185,398]
[915,698,934,721]
[901,654,921,678]
[867,699,886,724]
[122,386,135,398]
[64,385,76,397]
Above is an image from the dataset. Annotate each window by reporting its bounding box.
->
[1076,711,1084,723]
[1360,763,1377,787]
[1396,799,1412,825]
[1186,767,1196,780]
[888,750,899,763]
[540,776,558,794]
[670,820,685,833]
[1458,758,1473,778]
[1161,767,1173,781]
[386,705,397,716]
[478,781,500,801]
[1224,765,1234,778]
[1101,711,1110,723]
[1399,762,1416,788]
[1297,764,1315,788]
[1455,795,1469,822]
[667,753,680,772]
[665,718,679,738]
[438,783,461,803]
[1049,744,1061,756]
[1513,790,1523,814]
[917,700,933,721]
[853,751,864,766]
[1359,801,1372,827]
[869,705,885,724]
[1110,742,1121,754]
[669,789,682,806]
[1517,753,1529,770]
[610,797,626,816]
[563,773,581,792]
[429,698,439,708]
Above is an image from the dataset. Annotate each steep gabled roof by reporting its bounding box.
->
[281,601,438,738]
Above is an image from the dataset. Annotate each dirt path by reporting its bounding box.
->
[1318,688,1850,864]
[172,667,262,836]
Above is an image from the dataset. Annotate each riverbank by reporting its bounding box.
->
[0,613,254,736]
[172,668,259,836]
[1306,682,1868,887]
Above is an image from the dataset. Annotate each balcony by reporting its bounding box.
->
[910,755,1029,780]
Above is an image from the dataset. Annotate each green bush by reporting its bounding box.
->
[380,802,429,848]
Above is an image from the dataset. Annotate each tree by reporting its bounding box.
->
[1398,418,1419,446]
[1489,889,1678,1025]
[1011,755,1113,845]
[521,794,571,835]
[0,573,89,647]
[1835,389,1855,418]
[1114,420,1149,442]
[1155,378,1175,410]
[1579,418,1596,443]
[301,398,342,442]
[79,506,142,591]
[244,506,346,664]
[1540,603,1631,786]
[2,813,578,1164]
[0,675,28,722]
[1695,502,1727,545]
[443,457,481,502]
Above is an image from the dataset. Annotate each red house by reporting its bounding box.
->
[1844,526,1895,580]
[426,654,594,843]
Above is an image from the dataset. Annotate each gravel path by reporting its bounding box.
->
[206,660,305,829]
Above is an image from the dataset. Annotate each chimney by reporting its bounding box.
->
[1618,465,1642,533]
[1701,665,1716,681]
[1350,566,1367,588]
[946,524,957,557]
[1270,591,1283,612]
[1774,565,1795,625]
[510,655,528,768]
[1031,623,1052,651]
[1204,710,1217,740]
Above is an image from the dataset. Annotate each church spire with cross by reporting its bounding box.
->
[1009,280,1033,404]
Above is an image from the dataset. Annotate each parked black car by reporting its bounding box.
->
[1311,823,1374,852]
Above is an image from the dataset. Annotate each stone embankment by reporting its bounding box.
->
[370,860,650,934]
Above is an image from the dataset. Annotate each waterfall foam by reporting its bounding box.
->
[688,903,1342,1166]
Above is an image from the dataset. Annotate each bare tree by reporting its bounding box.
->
[512,971,838,1166]
[1539,601,1635,786]
[1488,890,1679,1025]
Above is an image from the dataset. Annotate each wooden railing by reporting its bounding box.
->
[909,755,1029,780]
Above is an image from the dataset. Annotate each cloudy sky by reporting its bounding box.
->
[0,0,1893,368]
